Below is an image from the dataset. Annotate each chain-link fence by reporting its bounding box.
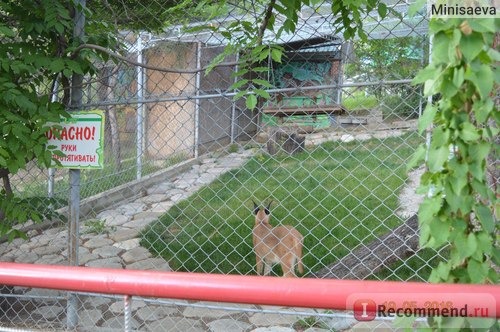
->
[0,0,471,330]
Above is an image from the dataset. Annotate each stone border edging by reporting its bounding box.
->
[1,157,201,244]
[73,157,200,217]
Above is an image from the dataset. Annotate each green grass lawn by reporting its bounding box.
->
[342,92,378,111]
[141,133,423,276]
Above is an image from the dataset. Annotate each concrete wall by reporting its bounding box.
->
[145,42,197,159]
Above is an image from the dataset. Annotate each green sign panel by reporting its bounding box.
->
[46,110,105,169]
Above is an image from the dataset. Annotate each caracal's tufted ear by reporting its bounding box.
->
[252,200,259,215]
[264,200,272,215]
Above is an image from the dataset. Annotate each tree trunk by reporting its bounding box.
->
[108,107,121,171]
[313,215,419,279]
[98,66,121,170]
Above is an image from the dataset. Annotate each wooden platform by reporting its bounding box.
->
[263,104,347,118]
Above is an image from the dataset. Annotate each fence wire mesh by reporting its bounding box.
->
[1,0,483,330]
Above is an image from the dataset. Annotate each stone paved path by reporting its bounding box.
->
[0,139,410,331]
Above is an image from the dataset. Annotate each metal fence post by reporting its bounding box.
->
[136,33,145,180]
[124,295,132,332]
[194,42,202,158]
[230,53,240,143]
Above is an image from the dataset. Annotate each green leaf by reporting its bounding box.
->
[469,141,490,164]
[65,60,84,75]
[252,79,272,88]
[435,261,451,280]
[49,59,65,72]
[431,127,450,149]
[245,94,257,109]
[408,0,426,17]
[460,32,483,61]
[465,64,493,99]
[63,68,72,77]
[271,48,282,63]
[253,88,270,99]
[492,247,500,266]
[205,53,226,74]
[419,223,431,247]
[431,32,450,64]
[233,90,247,101]
[429,218,450,247]
[459,122,480,142]
[472,98,493,124]
[467,258,488,283]
[418,104,438,133]
[440,73,459,98]
[475,231,493,255]
[439,316,466,330]
[468,19,496,33]
[468,160,485,181]
[231,67,249,77]
[418,196,443,225]
[455,232,477,260]
[230,79,248,90]
[445,185,473,213]
[377,3,387,18]
[466,318,496,330]
[0,25,16,38]
[54,22,65,35]
[474,204,494,233]
[448,159,468,194]
[33,143,43,157]
[487,48,500,62]
[423,75,441,96]
[412,64,439,85]
[411,64,436,84]
[427,145,449,172]
[451,28,462,48]
[406,144,426,170]
[452,67,464,88]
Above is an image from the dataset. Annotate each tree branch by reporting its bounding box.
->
[256,0,276,46]
[71,43,242,74]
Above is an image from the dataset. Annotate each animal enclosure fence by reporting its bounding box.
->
[1,1,483,331]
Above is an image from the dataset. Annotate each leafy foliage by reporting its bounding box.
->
[0,195,66,241]
[345,36,427,118]
[90,0,220,31]
[346,37,426,84]
[0,0,116,238]
[199,0,390,108]
[411,17,499,330]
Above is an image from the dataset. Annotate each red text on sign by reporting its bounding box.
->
[46,126,96,141]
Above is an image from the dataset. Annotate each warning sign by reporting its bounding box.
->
[46,110,105,169]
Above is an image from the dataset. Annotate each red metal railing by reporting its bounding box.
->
[0,262,498,317]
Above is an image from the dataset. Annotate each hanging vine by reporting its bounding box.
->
[411,16,498,330]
